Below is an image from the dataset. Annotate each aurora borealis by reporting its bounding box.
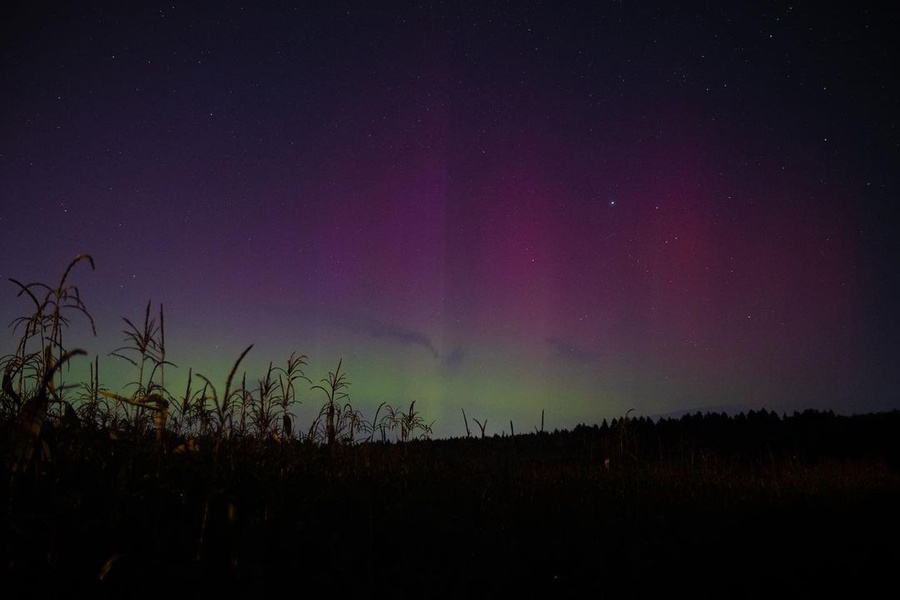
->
[1,1,897,437]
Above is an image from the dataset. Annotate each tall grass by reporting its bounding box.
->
[1,257,897,596]
[0,256,447,490]
[2,254,95,416]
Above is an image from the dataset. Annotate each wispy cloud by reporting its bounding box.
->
[371,322,439,358]
[545,336,595,362]
[323,309,440,359]
[440,346,467,374]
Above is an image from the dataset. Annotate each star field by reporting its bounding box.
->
[1,1,897,436]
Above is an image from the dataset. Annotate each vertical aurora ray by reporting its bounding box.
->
[0,1,893,437]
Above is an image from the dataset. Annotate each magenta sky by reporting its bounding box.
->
[1,1,896,436]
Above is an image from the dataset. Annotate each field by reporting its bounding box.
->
[3,256,899,596]
[4,409,900,596]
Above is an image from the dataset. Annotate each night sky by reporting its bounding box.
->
[2,1,897,437]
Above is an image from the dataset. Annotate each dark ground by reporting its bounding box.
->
[4,410,900,598]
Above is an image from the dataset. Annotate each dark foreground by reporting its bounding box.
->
[4,410,900,597]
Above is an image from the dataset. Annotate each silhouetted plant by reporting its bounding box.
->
[106,301,175,439]
[534,408,545,434]
[381,401,434,442]
[75,354,112,427]
[310,358,350,445]
[195,345,254,449]
[1,254,95,414]
[273,352,309,439]
[369,401,389,442]
[249,362,280,437]
[473,416,488,439]
[167,366,209,436]
[10,349,86,472]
